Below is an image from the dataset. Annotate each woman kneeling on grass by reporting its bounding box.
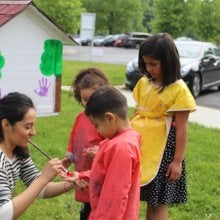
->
[0,92,87,219]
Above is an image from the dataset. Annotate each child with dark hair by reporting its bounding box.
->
[62,86,141,220]
[62,68,109,219]
[0,92,78,219]
[131,33,197,219]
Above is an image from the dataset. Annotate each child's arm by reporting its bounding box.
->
[166,111,189,181]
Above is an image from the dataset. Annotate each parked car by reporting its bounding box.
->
[99,34,127,47]
[121,32,152,49]
[125,40,220,97]
[75,35,106,46]
[176,36,194,41]
[102,35,114,46]
[113,34,126,47]
[74,37,92,46]
[93,35,105,46]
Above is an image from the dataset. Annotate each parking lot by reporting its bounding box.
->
[63,45,220,110]
[63,45,139,64]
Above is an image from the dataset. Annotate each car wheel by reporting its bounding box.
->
[134,43,140,49]
[189,73,201,98]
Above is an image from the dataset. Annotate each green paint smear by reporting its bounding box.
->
[39,40,63,77]
[0,54,5,79]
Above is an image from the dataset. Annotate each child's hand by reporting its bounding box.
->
[62,157,71,168]
[84,145,99,158]
[166,160,182,182]
[60,171,88,190]
[60,171,79,182]
[75,179,89,191]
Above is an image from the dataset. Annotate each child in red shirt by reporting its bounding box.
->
[63,86,141,220]
[62,68,109,220]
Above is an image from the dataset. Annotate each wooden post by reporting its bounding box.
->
[54,76,61,112]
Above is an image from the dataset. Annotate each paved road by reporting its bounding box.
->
[63,45,138,64]
[196,88,220,109]
[63,45,220,110]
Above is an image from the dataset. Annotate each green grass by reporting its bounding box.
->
[16,60,220,219]
[62,60,126,86]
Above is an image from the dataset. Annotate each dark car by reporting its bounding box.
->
[125,40,220,97]
[113,34,127,47]
[102,35,114,46]
[74,37,92,46]
[121,32,152,49]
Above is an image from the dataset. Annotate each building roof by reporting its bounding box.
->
[0,1,31,26]
[0,0,75,44]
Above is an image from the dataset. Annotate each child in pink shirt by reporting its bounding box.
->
[62,68,109,219]
[63,86,141,220]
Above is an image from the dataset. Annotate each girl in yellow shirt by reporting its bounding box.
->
[131,33,196,220]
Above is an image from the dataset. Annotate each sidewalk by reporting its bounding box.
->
[62,86,220,129]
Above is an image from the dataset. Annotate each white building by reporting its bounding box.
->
[0,0,75,116]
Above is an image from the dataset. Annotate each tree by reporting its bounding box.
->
[197,0,220,43]
[142,0,153,32]
[151,0,195,38]
[182,0,201,40]
[82,0,145,34]
[34,0,85,34]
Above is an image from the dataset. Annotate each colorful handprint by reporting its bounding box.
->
[34,77,51,97]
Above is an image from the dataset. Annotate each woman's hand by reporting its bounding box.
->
[166,160,182,182]
[40,158,64,183]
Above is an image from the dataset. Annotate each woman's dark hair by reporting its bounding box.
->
[0,92,35,158]
[138,33,181,92]
[71,68,109,103]
[85,86,128,120]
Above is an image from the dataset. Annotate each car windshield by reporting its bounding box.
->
[176,43,203,59]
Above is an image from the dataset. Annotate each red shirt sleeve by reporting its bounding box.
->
[79,170,91,182]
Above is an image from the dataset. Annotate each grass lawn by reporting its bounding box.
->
[62,60,126,86]
[16,61,220,219]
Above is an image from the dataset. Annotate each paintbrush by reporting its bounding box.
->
[27,139,69,174]
[27,139,52,160]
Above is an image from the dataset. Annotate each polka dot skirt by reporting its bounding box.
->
[140,125,187,206]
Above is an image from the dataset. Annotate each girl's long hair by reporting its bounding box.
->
[139,33,181,92]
